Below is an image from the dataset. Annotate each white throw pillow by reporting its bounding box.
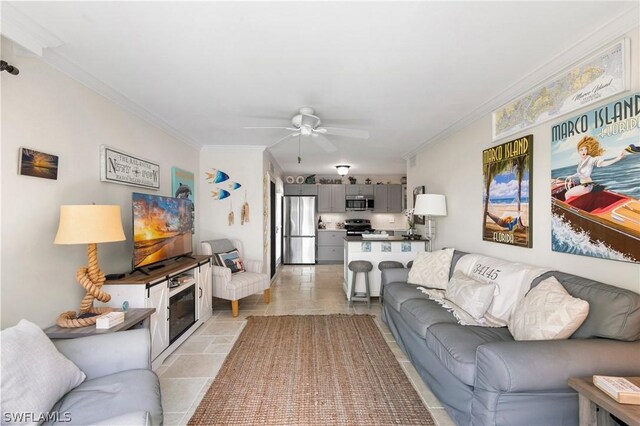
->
[407,248,455,289]
[1,320,86,425]
[445,271,496,320]
[508,277,589,341]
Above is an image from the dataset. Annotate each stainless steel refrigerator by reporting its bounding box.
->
[283,196,317,264]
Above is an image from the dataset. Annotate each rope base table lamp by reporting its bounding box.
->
[54,205,125,328]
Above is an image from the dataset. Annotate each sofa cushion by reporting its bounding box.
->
[48,369,162,426]
[399,298,458,339]
[384,282,428,312]
[408,248,455,289]
[531,271,640,341]
[1,320,86,425]
[509,277,589,341]
[425,323,513,386]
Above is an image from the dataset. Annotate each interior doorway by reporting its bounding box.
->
[270,180,276,279]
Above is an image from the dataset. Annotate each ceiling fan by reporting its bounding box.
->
[245,107,369,153]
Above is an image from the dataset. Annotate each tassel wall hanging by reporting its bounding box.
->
[241,190,250,225]
[228,200,234,226]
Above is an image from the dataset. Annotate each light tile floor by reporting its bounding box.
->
[156,264,455,426]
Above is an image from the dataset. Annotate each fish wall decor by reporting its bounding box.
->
[205,169,230,184]
[211,189,231,200]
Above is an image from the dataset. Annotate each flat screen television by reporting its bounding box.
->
[132,192,193,271]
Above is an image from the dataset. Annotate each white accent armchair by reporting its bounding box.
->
[200,239,270,317]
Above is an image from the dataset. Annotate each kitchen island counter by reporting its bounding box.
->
[343,237,427,300]
[344,235,427,242]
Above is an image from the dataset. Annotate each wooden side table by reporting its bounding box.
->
[44,308,155,339]
[568,376,640,426]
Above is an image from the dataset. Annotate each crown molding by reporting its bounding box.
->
[0,2,63,55]
[201,145,267,151]
[402,4,640,159]
[41,49,201,150]
[2,2,201,150]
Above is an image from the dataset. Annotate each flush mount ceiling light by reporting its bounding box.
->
[336,165,351,176]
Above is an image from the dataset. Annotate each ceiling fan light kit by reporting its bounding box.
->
[336,165,351,176]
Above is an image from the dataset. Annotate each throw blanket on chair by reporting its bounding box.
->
[418,254,549,327]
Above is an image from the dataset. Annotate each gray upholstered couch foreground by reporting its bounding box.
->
[381,250,640,425]
[49,329,162,425]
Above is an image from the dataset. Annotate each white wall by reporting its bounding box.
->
[0,38,199,328]
[198,147,265,263]
[408,27,640,293]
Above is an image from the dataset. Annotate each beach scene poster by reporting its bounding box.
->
[482,135,532,247]
[551,93,640,264]
[19,147,59,180]
[171,167,195,234]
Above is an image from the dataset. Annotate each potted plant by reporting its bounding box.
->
[348,176,357,184]
[405,208,417,237]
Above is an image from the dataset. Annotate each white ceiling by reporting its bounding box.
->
[3,1,638,176]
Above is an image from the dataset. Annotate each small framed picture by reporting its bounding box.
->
[413,186,425,225]
[19,147,59,180]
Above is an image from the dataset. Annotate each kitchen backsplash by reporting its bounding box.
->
[318,212,408,230]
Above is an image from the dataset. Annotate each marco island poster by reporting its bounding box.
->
[482,135,533,248]
[551,92,640,264]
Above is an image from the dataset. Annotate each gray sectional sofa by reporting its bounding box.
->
[381,250,640,425]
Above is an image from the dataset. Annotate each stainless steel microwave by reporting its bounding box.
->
[345,195,374,211]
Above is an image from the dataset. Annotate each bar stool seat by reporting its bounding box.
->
[378,261,404,304]
[348,260,373,308]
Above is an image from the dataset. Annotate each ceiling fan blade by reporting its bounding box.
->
[317,127,369,139]
[244,126,296,130]
[312,134,338,153]
[268,132,299,147]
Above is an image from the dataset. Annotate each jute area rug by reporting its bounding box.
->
[188,315,436,425]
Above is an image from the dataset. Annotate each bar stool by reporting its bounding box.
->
[378,261,404,304]
[348,260,373,308]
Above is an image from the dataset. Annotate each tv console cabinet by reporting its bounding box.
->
[99,255,212,369]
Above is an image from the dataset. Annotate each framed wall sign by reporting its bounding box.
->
[492,38,630,141]
[100,146,160,189]
[482,135,533,248]
[18,147,59,180]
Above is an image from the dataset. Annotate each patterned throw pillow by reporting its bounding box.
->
[445,271,496,320]
[215,249,246,274]
[407,248,454,289]
[508,277,589,341]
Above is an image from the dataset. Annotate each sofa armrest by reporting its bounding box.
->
[53,329,151,380]
[211,264,232,282]
[476,339,640,393]
[244,258,263,274]
[381,268,409,287]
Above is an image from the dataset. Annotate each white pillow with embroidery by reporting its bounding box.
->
[445,271,496,320]
[508,277,589,341]
[407,248,454,289]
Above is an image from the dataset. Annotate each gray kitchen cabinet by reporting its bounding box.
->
[318,231,346,263]
[345,184,374,196]
[373,184,403,213]
[284,184,318,196]
[317,184,345,212]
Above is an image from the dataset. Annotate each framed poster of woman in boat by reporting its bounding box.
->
[482,135,533,248]
[551,93,640,264]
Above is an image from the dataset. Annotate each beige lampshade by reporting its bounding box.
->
[414,194,447,216]
[54,205,126,245]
